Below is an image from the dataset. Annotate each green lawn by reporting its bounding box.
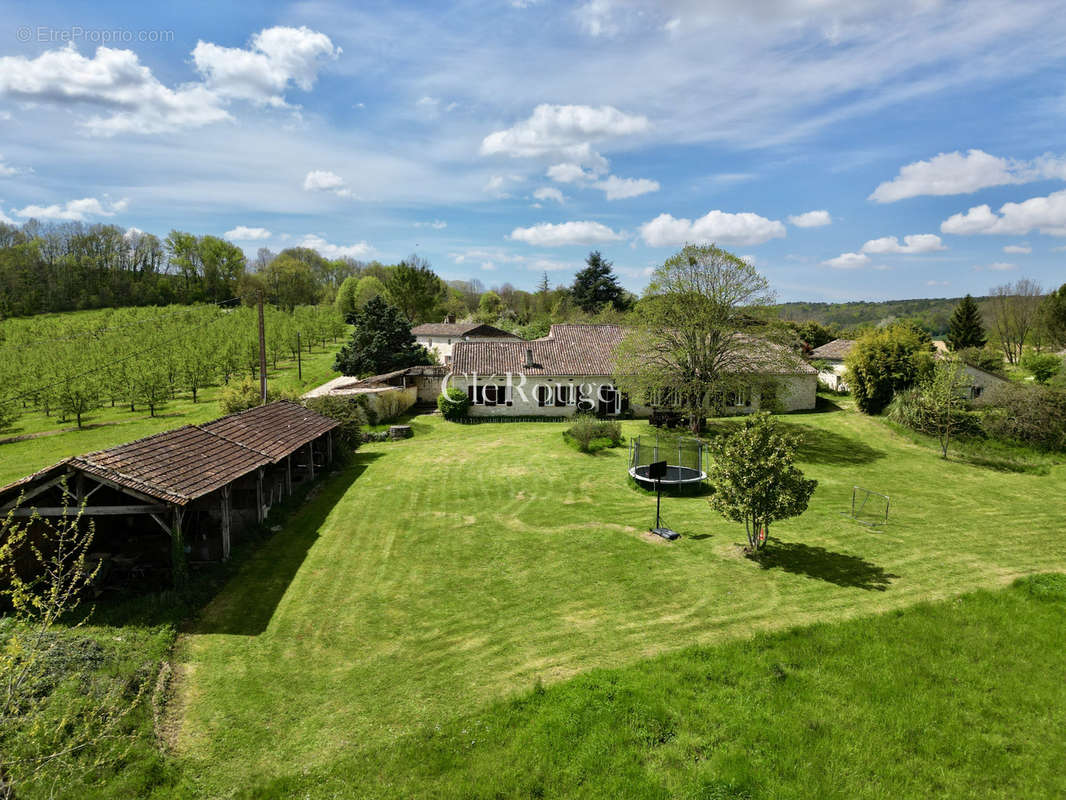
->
[169,405,1066,797]
[0,339,346,487]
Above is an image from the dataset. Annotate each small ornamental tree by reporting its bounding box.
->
[334,296,433,377]
[706,413,817,554]
[947,294,987,351]
[919,357,969,458]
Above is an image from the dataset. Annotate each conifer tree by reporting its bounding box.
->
[947,294,986,351]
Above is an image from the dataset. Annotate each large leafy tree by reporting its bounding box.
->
[845,323,933,414]
[571,251,628,313]
[1044,282,1066,349]
[334,296,433,377]
[947,294,987,350]
[706,413,817,553]
[612,244,789,433]
[384,257,445,324]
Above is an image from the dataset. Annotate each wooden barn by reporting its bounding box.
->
[0,401,338,587]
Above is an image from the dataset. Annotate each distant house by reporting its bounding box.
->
[810,339,855,391]
[448,323,818,418]
[303,365,446,409]
[411,320,520,364]
[950,360,1009,401]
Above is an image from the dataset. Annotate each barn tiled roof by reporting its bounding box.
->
[810,339,855,361]
[451,324,815,376]
[201,401,340,461]
[411,322,519,338]
[0,402,338,507]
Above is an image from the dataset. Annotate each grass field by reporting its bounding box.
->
[0,338,346,487]
[166,405,1066,797]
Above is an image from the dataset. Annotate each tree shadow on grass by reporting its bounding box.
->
[751,538,897,591]
[191,452,384,636]
[778,422,886,465]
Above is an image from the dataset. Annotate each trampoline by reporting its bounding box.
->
[628,434,706,488]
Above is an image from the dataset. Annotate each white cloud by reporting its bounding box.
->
[926,280,950,287]
[533,187,566,204]
[595,175,660,200]
[225,225,272,240]
[547,163,596,183]
[0,208,15,225]
[414,219,447,229]
[870,149,1066,203]
[974,261,1018,271]
[860,233,946,254]
[1002,244,1031,254]
[123,226,143,239]
[639,210,786,247]
[192,26,340,108]
[788,210,832,228]
[822,252,870,269]
[480,104,649,169]
[13,196,128,222]
[0,156,23,177]
[941,189,1066,237]
[509,220,623,246]
[0,43,229,135]
[302,169,352,198]
[298,234,373,259]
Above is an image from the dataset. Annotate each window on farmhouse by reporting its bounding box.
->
[536,385,552,407]
[554,384,573,407]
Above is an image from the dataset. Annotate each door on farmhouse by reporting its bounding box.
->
[597,386,619,416]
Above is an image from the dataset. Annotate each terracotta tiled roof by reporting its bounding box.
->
[411,322,519,338]
[810,339,855,361]
[0,402,338,507]
[451,324,815,376]
[201,400,339,461]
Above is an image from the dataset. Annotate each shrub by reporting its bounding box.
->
[437,388,470,421]
[302,395,365,450]
[564,415,622,453]
[1021,352,1063,384]
[980,383,1066,451]
[219,377,279,414]
[886,387,984,440]
[845,324,933,414]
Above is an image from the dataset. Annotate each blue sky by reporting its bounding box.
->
[1,0,1065,301]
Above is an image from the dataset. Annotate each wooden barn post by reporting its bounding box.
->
[172,507,188,589]
[221,485,232,560]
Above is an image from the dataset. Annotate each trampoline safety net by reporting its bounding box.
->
[629,435,706,485]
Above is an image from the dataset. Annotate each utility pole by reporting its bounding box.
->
[257,290,268,404]
[297,330,302,381]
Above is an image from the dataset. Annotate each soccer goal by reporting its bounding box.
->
[842,486,890,527]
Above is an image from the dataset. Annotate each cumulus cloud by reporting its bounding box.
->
[225,225,272,240]
[0,156,25,177]
[298,234,373,259]
[192,26,340,107]
[822,252,869,269]
[870,149,1066,203]
[547,163,597,183]
[13,196,128,222]
[788,209,832,228]
[940,189,1066,237]
[1002,244,1031,254]
[0,43,229,135]
[973,262,1018,271]
[639,210,786,247]
[414,219,447,229]
[595,175,660,200]
[0,26,337,135]
[860,233,946,254]
[509,220,623,246]
[302,170,351,198]
[533,187,566,204]
[0,208,15,225]
[481,104,649,170]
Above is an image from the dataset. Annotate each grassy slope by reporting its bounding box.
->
[243,575,1066,800]
[172,407,1066,797]
[0,338,346,486]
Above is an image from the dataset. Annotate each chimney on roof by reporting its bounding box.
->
[524,348,535,368]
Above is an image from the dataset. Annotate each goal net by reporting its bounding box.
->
[843,486,890,527]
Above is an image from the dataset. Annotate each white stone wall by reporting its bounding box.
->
[777,374,818,412]
[961,364,1007,401]
[816,360,848,392]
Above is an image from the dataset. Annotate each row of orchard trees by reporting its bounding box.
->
[0,303,346,431]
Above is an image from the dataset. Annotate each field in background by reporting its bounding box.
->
[169,407,1066,797]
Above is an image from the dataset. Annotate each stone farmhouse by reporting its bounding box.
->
[411,320,519,364]
[447,323,818,418]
